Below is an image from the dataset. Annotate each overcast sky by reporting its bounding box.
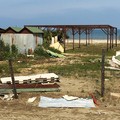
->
[0,0,120,28]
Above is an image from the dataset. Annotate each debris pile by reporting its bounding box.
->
[105,51,120,70]
[0,73,60,94]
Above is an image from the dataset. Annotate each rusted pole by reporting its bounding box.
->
[72,28,75,50]
[85,29,88,46]
[63,27,66,53]
[78,28,81,48]
[110,29,112,49]
[107,29,109,51]
[111,28,114,48]
[8,59,18,99]
[101,49,105,97]
[115,28,117,47]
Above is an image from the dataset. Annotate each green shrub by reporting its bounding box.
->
[11,44,18,56]
[34,45,49,58]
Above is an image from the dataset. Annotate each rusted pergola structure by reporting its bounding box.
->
[25,25,117,52]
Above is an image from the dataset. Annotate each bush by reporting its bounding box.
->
[0,40,19,60]
[34,45,49,58]
[11,44,18,54]
[0,40,10,60]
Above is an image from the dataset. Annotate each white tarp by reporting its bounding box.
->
[39,96,95,108]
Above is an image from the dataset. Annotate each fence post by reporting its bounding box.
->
[101,49,105,97]
[8,59,18,99]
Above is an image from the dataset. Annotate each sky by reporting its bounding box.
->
[0,0,120,28]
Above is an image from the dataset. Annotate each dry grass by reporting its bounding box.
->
[0,43,120,120]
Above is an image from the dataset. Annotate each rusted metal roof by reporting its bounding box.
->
[24,24,117,52]
[25,24,116,29]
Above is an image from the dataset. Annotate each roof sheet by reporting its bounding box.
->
[10,27,22,32]
[26,27,43,34]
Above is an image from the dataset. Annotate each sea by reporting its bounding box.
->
[68,29,120,40]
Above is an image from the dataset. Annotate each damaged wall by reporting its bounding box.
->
[1,33,43,54]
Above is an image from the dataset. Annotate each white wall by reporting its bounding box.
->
[1,33,43,54]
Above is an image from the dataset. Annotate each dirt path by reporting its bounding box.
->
[0,77,120,120]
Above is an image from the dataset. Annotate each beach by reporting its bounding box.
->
[66,39,120,44]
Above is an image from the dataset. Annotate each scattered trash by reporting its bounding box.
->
[0,73,60,94]
[27,55,34,58]
[108,60,119,68]
[0,83,60,93]
[39,96,95,108]
[46,50,65,58]
[105,78,109,81]
[112,56,120,66]
[110,93,120,98]
[116,51,120,56]
[0,94,14,101]
[106,51,120,70]
[89,93,99,106]
[105,66,120,71]
[27,97,37,103]
[62,95,79,101]
[50,42,64,53]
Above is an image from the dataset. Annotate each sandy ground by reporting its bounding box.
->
[67,39,120,44]
[0,76,120,120]
[0,52,120,120]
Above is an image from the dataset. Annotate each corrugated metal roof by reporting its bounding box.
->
[11,27,22,32]
[26,27,43,34]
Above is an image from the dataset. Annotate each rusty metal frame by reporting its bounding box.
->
[25,25,117,52]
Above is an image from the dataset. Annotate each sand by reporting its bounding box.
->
[0,46,120,120]
[66,39,120,44]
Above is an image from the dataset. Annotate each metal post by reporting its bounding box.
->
[72,28,75,50]
[111,28,114,48]
[85,29,88,46]
[8,59,18,99]
[78,29,81,48]
[115,28,117,47]
[63,27,66,53]
[110,29,112,49]
[88,30,90,45]
[101,49,105,97]
[107,29,109,51]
